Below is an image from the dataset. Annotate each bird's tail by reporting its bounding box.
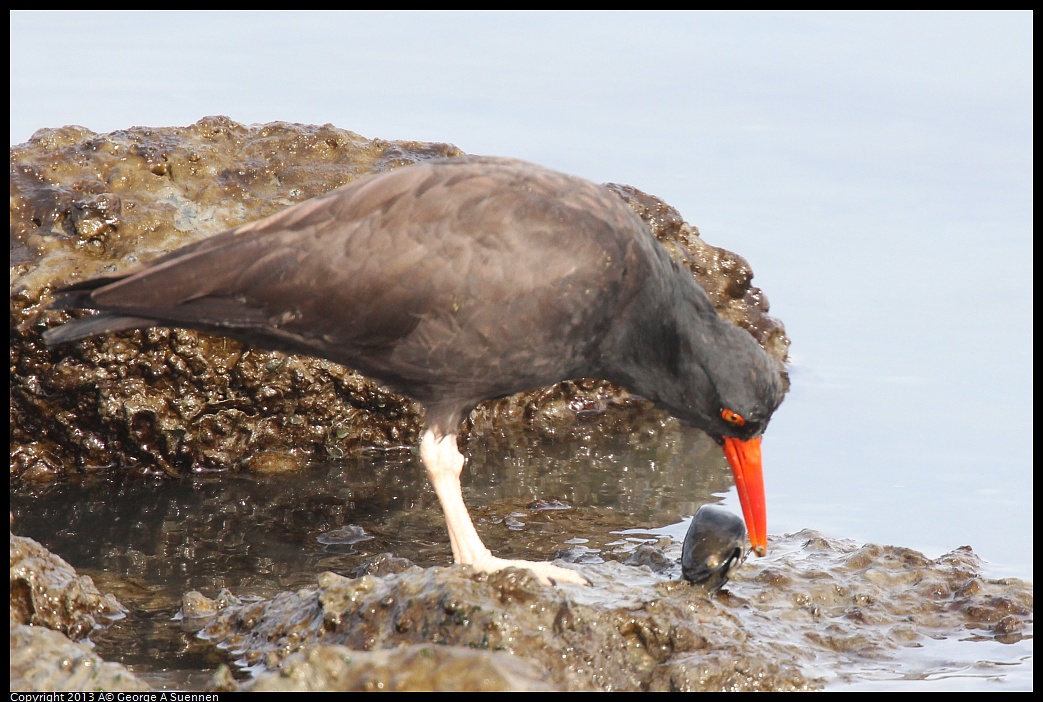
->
[43,313,155,346]
[43,276,154,346]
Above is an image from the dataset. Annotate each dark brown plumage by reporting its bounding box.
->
[45,156,784,585]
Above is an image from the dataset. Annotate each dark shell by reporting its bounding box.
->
[681,504,748,592]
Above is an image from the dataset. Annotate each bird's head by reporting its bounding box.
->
[661,318,785,557]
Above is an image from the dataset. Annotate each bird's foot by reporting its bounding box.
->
[468,553,589,586]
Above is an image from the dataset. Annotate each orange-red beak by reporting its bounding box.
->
[722,436,767,556]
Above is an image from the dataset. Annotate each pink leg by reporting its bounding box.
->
[419,428,588,586]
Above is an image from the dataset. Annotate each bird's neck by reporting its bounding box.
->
[594,272,717,406]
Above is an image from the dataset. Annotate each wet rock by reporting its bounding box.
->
[349,553,419,579]
[10,621,149,692]
[623,544,675,574]
[244,643,554,691]
[648,650,813,692]
[180,533,1031,692]
[9,533,142,692]
[10,533,125,639]
[179,588,246,633]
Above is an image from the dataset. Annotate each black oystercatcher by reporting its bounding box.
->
[44,156,784,585]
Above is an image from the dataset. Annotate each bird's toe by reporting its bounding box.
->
[469,554,590,586]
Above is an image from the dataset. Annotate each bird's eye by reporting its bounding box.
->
[721,408,746,427]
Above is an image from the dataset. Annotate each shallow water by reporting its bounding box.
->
[10,425,726,592]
